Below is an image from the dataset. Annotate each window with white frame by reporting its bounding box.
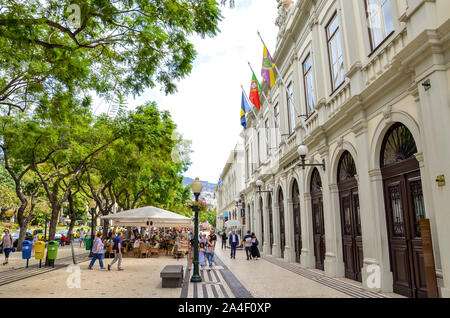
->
[326,13,345,91]
[245,147,250,179]
[274,103,280,146]
[257,131,261,166]
[365,0,394,50]
[287,82,296,134]
[265,118,271,156]
[303,54,315,114]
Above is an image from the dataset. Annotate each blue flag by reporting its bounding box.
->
[241,91,251,129]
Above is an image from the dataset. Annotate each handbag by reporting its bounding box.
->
[206,245,215,255]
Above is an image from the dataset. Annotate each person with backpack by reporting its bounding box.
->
[243,230,253,260]
[250,232,261,260]
[1,229,13,265]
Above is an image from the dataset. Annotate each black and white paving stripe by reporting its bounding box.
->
[180,255,252,298]
[262,255,387,298]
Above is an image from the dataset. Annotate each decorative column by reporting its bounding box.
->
[301,191,315,268]
[280,173,293,262]
[272,198,282,258]
[354,116,393,293]
[327,183,345,277]
[263,191,271,255]
[319,148,345,278]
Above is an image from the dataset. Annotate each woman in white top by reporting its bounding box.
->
[133,238,141,249]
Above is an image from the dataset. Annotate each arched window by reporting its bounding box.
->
[381,123,417,168]
[310,168,322,193]
[338,151,357,182]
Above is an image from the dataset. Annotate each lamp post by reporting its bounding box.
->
[191,178,203,283]
[297,145,325,171]
[89,201,96,257]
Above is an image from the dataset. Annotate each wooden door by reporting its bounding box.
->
[292,180,302,263]
[381,123,427,298]
[259,197,264,247]
[279,190,285,258]
[268,194,274,250]
[311,169,325,270]
[338,151,363,282]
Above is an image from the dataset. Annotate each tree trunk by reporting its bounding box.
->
[48,204,60,242]
[66,191,76,244]
[15,203,29,252]
[102,218,109,238]
[67,219,75,245]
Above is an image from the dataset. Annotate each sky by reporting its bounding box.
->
[94,0,279,183]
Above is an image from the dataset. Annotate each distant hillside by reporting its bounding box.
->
[183,177,217,192]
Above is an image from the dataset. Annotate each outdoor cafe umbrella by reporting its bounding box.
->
[100,206,192,228]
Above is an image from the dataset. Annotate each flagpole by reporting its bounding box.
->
[248,61,281,131]
[257,31,310,136]
[241,84,261,127]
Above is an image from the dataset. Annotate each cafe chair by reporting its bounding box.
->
[139,242,148,258]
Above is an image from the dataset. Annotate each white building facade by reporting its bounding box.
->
[239,0,450,298]
[217,143,246,237]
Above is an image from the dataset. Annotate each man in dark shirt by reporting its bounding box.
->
[243,231,253,260]
[107,232,124,271]
[209,230,217,247]
[209,230,217,264]
[220,231,227,249]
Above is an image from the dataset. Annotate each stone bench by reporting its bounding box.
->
[160,265,184,288]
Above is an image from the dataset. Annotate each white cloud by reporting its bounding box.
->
[95,0,278,183]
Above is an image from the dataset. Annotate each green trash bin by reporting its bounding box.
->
[47,241,58,260]
[85,237,91,251]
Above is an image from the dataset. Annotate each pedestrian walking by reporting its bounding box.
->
[107,232,124,271]
[79,229,85,247]
[205,237,215,270]
[1,229,13,265]
[243,231,253,260]
[228,229,239,259]
[89,233,105,270]
[251,233,261,260]
[199,242,207,269]
[32,230,38,252]
[220,231,227,249]
[60,234,66,247]
[209,230,217,263]
[200,233,207,244]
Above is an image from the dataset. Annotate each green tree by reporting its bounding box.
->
[0,0,221,114]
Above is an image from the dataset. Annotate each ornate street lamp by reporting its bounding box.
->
[297,145,325,171]
[256,180,272,195]
[191,178,203,283]
[89,201,96,257]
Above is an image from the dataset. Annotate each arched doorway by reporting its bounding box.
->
[311,168,325,270]
[278,189,285,258]
[268,194,273,251]
[338,151,363,282]
[381,122,427,298]
[292,180,302,263]
[259,196,264,247]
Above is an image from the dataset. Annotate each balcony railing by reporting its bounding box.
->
[362,28,407,87]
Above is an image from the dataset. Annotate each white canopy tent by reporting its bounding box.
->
[100,206,193,228]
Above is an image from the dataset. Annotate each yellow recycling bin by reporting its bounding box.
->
[34,241,46,260]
